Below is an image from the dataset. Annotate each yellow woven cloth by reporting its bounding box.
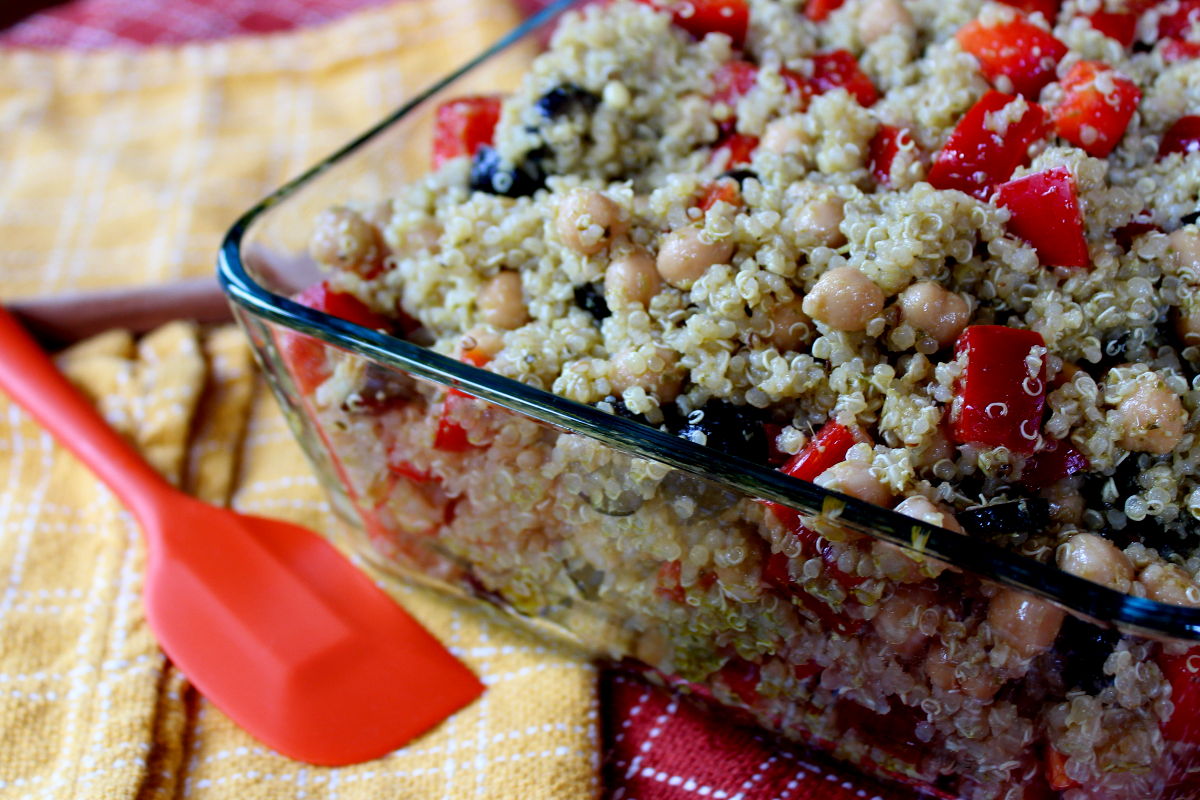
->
[0,3,601,799]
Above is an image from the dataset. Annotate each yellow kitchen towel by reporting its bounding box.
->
[0,3,602,799]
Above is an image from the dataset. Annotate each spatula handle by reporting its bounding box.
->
[0,306,171,522]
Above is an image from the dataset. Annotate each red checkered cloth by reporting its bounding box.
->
[0,3,917,799]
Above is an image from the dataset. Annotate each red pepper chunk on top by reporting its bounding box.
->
[994,167,1089,269]
[1052,60,1141,159]
[804,0,846,22]
[956,17,1068,100]
[928,90,1049,199]
[1159,116,1200,159]
[868,124,915,187]
[996,0,1060,20]
[763,420,865,533]
[809,50,879,107]
[278,282,392,395]
[636,0,749,47]
[432,96,502,170]
[950,325,1048,455]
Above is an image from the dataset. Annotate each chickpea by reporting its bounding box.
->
[656,226,735,289]
[761,116,810,157]
[1139,563,1200,607]
[814,461,894,507]
[987,589,1065,660]
[924,643,999,700]
[802,267,885,332]
[1168,227,1200,272]
[556,189,627,256]
[874,496,959,582]
[362,199,394,230]
[858,0,913,45]
[874,584,938,660]
[766,299,814,352]
[461,328,505,360]
[790,197,847,250]
[477,271,528,330]
[1115,379,1186,455]
[1057,533,1134,592]
[915,425,955,470]
[1041,476,1084,525]
[898,282,971,349]
[894,495,965,533]
[608,347,684,402]
[309,207,385,277]
[606,249,662,307]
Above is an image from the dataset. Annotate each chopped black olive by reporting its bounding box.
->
[1055,615,1119,694]
[1183,211,1200,226]
[573,283,610,321]
[469,146,544,198]
[535,83,600,119]
[720,169,758,186]
[675,400,768,463]
[957,498,1051,537]
[341,363,417,414]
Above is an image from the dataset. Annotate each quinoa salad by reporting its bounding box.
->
[278,0,1200,797]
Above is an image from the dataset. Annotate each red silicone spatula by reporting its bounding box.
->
[0,306,483,765]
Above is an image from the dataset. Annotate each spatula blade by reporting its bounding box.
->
[142,497,484,765]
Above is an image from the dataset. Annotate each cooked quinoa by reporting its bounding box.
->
[289,1,1200,797]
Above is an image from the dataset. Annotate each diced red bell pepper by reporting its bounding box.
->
[928,90,1050,199]
[804,0,846,22]
[711,59,759,106]
[1162,37,1200,62]
[1052,60,1141,158]
[997,0,1061,20]
[809,50,879,107]
[1160,648,1200,743]
[1159,116,1200,159]
[793,661,822,681]
[720,658,761,705]
[1019,438,1089,490]
[956,17,1068,100]
[869,124,915,187]
[655,560,687,603]
[432,96,502,170]
[836,699,926,767]
[388,458,436,484]
[636,0,749,47]
[278,282,391,395]
[432,350,491,451]
[433,389,477,452]
[764,422,789,466]
[782,421,863,483]
[697,177,743,212]
[950,325,1048,455]
[994,167,1090,268]
[1045,747,1080,791]
[762,550,866,635]
[1113,217,1163,250]
[712,132,759,170]
[1159,0,1200,41]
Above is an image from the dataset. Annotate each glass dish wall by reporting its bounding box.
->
[218,2,1200,797]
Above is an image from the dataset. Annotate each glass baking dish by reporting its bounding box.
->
[218,2,1200,797]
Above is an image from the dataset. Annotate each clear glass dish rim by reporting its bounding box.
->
[216,0,1200,643]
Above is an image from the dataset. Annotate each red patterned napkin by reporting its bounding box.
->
[0,3,916,799]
